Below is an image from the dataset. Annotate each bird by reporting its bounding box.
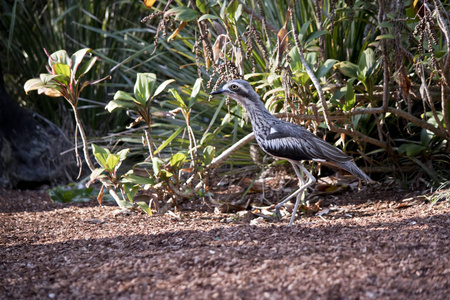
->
[210,79,373,226]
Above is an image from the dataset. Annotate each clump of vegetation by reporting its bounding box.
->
[3,0,449,212]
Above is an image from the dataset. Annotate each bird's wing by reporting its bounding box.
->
[263,122,352,162]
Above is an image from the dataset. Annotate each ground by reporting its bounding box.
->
[0,186,449,299]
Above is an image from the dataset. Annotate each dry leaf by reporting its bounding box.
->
[127,116,143,129]
[202,40,210,70]
[168,21,188,42]
[152,110,177,118]
[234,47,244,76]
[275,9,290,67]
[144,0,157,9]
[38,87,62,97]
[212,34,227,62]
[97,185,104,205]
[397,65,411,99]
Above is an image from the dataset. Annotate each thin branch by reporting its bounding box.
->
[378,0,390,112]
[71,104,126,208]
[209,132,255,169]
[418,64,448,137]
[289,8,332,130]
[346,106,449,140]
[433,0,450,79]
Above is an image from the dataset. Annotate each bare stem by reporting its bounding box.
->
[289,8,332,130]
[71,104,126,208]
[144,128,154,162]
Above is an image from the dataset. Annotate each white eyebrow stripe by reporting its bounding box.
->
[227,82,248,94]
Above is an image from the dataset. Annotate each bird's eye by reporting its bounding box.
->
[229,84,239,91]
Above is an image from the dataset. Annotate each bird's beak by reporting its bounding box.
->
[210,88,225,96]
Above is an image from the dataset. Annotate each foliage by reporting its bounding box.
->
[24,48,110,105]
[5,0,450,212]
[48,184,114,203]
[23,48,128,209]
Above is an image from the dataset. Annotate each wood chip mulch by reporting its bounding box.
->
[0,187,449,299]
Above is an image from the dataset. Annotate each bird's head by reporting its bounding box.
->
[210,79,260,106]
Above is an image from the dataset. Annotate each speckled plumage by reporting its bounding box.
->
[211,79,372,226]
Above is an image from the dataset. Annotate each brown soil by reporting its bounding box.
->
[1,187,449,299]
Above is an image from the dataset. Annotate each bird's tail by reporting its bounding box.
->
[336,160,374,184]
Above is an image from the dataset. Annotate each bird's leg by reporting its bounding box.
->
[274,160,310,221]
[274,185,304,220]
[288,163,316,226]
[274,161,316,226]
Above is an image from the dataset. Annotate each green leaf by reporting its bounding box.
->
[289,47,303,71]
[39,73,66,85]
[227,0,239,20]
[165,7,199,21]
[196,0,207,13]
[105,99,138,112]
[154,126,185,154]
[122,183,140,201]
[159,169,173,181]
[71,48,92,77]
[170,152,187,169]
[24,78,44,94]
[377,21,393,28]
[398,143,427,156]
[122,174,156,185]
[154,79,176,97]
[189,78,202,108]
[134,73,157,105]
[90,168,105,182]
[113,90,138,102]
[105,153,120,172]
[92,144,110,169]
[335,61,360,78]
[235,4,243,21]
[358,48,375,79]
[298,20,312,44]
[169,88,187,109]
[343,78,356,111]
[115,148,130,171]
[420,129,434,146]
[375,34,395,40]
[202,145,215,166]
[304,30,328,45]
[316,59,338,78]
[75,56,98,80]
[49,49,71,67]
[137,201,153,215]
[220,0,228,19]
[152,157,163,176]
[198,14,221,22]
[52,63,71,78]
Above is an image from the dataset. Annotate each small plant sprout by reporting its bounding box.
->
[24,48,128,208]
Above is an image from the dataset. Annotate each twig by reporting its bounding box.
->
[418,64,448,136]
[71,104,126,208]
[433,0,450,80]
[289,8,332,130]
[378,0,390,112]
[208,132,255,169]
[432,0,450,136]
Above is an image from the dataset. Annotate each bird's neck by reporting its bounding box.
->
[242,99,278,129]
